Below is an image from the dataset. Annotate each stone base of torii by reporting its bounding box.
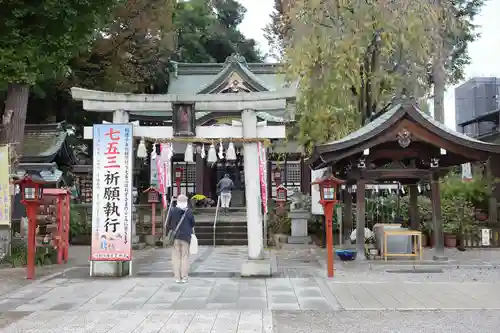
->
[72,87,295,277]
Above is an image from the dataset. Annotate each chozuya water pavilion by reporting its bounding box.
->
[307,102,500,261]
[72,54,308,277]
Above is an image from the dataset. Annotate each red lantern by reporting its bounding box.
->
[311,174,345,278]
[13,173,47,280]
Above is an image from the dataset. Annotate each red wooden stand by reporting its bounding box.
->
[312,174,345,278]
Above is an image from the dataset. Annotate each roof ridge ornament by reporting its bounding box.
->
[397,128,411,148]
[224,53,247,67]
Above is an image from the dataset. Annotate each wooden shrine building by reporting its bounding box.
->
[307,102,500,259]
[126,54,309,204]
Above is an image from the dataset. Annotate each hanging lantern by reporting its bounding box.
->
[226,142,237,160]
[218,139,224,159]
[200,144,206,159]
[207,144,217,162]
[417,184,422,193]
[184,143,194,162]
[137,138,147,158]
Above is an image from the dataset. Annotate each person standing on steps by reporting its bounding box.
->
[217,173,234,215]
[167,194,195,283]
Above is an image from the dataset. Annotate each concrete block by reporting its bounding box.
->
[91,261,130,277]
[144,235,156,246]
[287,236,312,244]
[241,259,272,277]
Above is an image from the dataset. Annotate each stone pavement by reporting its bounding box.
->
[273,310,500,333]
[2,276,500,331]
[3,245,500,332]
[0,245,155,298]
[136,246,260,277]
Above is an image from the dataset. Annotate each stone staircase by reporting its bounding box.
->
[194,207,248,246]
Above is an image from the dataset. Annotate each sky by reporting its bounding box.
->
[238,0,500,129]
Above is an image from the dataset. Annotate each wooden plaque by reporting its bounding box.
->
[172,102,195,137]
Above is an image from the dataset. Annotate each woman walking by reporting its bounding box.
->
[167,194,195,283]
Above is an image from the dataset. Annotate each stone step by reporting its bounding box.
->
[195,206,247,214]
[196,231,248,240]
[198,238,248,246]
[196,225,248,233]
[195,217,247,224]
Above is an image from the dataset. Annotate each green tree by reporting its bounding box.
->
[0,0,118,156]
[432,0,484,123]
[284,0,440,153]
[264,0,290,60]
[175,0,262,63]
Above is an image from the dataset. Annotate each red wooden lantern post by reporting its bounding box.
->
[13,174,46,280]
[275,185,288,209]
[175,168,183,196]
[143,187,160,237]
[311,174,345,278]
[43,188,71,265]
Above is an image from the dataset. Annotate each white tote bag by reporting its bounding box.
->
[190,234,198,255]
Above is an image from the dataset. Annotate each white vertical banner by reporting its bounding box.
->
[311,168,327,215]
[91,124,133,261]
[461,162,472,181]
[257,142,268,214]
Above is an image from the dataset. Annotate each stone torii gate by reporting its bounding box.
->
[71,87,296,277]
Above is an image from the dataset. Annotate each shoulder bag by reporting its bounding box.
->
[163,211,187,247]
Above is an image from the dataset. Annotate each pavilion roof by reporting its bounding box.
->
[129,54,290,123]
[308,102,500,170]
[21,123,76,165]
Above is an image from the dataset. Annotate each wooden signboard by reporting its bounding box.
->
[172,102,196,137]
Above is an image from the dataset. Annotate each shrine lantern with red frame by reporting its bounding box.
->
[16,174,45,204]
[13,172,47,280]
[275,185,288,208]
[273,167,282,186]
[311,174,345,278]
[175,167,183,195]
[145,187,160,203]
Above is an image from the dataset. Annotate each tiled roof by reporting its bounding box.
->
[130,54,288,122]
[21,123,75,164]
[309,102,500,169]
[316,103,499,154]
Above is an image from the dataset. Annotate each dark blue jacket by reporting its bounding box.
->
[167,207,195,243]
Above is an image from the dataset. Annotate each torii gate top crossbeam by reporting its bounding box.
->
[71,87,296,113]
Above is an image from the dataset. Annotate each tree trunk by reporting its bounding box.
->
[2,83,30,158]
[432,3,445,124]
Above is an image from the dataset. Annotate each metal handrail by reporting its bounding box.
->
[213,195,221,247]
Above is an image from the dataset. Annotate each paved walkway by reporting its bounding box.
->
[2,276,500,331]
[3,245,500,332]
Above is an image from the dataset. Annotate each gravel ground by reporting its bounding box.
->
[330,267,500,282]
[273,310,500,333]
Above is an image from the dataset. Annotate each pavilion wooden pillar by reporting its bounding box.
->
[430,172,447,261]
[409,184,419,230]
[486,159,499,223]
[344,186,353,243]
[356,178,366,259]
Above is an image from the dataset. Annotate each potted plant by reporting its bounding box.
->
[267,201,291,248]
[420,220,433,247]
[364,234,378,259]
[442,221,459,247]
